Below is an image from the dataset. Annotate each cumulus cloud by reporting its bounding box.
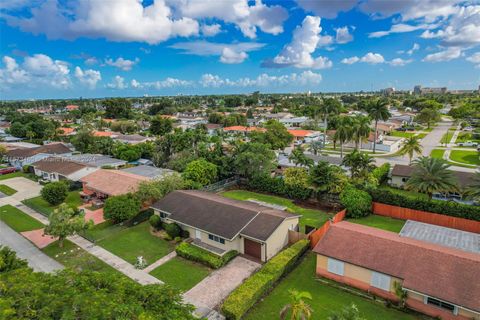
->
[423,47,462,62]
[0,56,29,85]
[269,16,333,69]
[105,57,139,71]
[388,58,413,66]
[466,52,480,64]
[360,52,385,64]
[130,77,193,90]
[341,56,360,64]
[199,71,322,88]
[296,0,357,19]
[220,48,248,64]
[106,75,127,89]
[335,26,353,44]
[201,23,221,36]
[369,23,437,38]
[74,66,101,88]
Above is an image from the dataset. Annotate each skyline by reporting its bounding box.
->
[1,0,480,100]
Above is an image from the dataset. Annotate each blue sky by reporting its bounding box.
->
[0,0,479,100]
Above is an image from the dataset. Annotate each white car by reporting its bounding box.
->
[457,141,478,147]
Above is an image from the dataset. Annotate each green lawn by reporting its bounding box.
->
[0,184,17,196]
[0,172,34,181]
[389,131,415,138]
[22,191,82,216]
[455,132,480,144]
[378,186,429,200]
[0,204,44,232]
[96,222,175,266]
[221,190,331,230]
[449,150,480,166]
[149,256,211,292]
[430,149,445,159]
[244,253,420,320]
[348,215,406,233]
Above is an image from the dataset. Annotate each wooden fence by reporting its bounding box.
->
[372,202,480,234]
[308,209,347,249]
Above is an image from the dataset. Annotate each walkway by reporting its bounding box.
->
[0,220,63,273]
[143,251,177,273]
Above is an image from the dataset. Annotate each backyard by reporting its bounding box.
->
[221,190,331,231]
[149,256,211,291]
[348,215,406,233]
[378,186,428,200]
[449,150,480,166]
[0,204,44,232]
[22,191,82,216]
[429,149,445,159]
[244,253,421,320]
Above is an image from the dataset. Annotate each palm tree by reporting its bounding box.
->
[280,290,313,320]
[466,170,480,202]
[367,99,391,154]
[308,140,323,155]
[334,116,353,159]
[342,150,375,178]
[352,116,371,150]
[399,136,423,164]
[320,98,340,147]
[405,157,458,198]
[289,146,314,167]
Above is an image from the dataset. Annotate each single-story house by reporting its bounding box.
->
[80,169,148,199]
[287,130,323,143]
[112,133,152,145]
[31,156,98,182]
[151,190,300,262]
[223,126,266,134]
[6,142,73,169]
[57,127,76,136]
[279,116,310,128]
[205,123,222,136]
[65,154,127,169]
[313,221,480,320]
[120,165,175,179]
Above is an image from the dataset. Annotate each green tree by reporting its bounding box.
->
[405,157,458,198]
[182,158,218,186]
[110,120,137,134]
[136,173,185,204]
[44,204,92,248]
[320,98,341,146]
[351,116,371,150]
[340,187,372,218]
[112,144,142,162]
[334,116,353,158]
[233,142,276,178]
[41,181,68,205]
[399,136,423,164]
[415,108,440,129]
[341,150,374,179]
[150,116,173,135]
[0,246,28,273]
[148,98,174,115]
[71,129,95,153]
[103,98,133,119]
[279,290,313,320]
[309,161,348,194]
[289,146,314,167]
[466,171,480,202]
[263,119,294,150]
[308,140,323,155]
[284,167,310,189]
[103,194,141,223]
[367,99,391,154]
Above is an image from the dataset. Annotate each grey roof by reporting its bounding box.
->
[113,134,149,142]
[66,153,127,168]
[121,165,174,179]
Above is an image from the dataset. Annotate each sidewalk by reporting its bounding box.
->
[143,251,177,273]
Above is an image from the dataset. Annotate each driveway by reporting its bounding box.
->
[0,221,63,273]
[0,177,42,202]
[184,256,260,317]
[421,120,453,156]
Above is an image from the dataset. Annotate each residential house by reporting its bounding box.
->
[112,134,151,145]
[57,127,76,136]
[31,156,98,182]
[313,222,480,320]
[151,190,300,262]
[92,131,114,137]
[120,165,175,179]
[223,126,266,135]
[80,169,148,200]
[6,142,73,169]
[287,130,324,143]
[66,153,127,169]
[205,123,222,136]
[279,116,311,128]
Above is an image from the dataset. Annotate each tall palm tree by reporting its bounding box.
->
[320,98,340,147]
[367,99,391,154]
[334,116,353,159]
[405,157,458,198]
[466,170,480,202]
[399,136,423,164]
[352,116,371,150]
[280,290,313,320]
[289,146,314,167]
[342,150,375,178]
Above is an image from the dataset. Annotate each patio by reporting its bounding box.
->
[21,228,58,249]
[79,203,105,225]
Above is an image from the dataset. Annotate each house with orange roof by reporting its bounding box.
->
[80,169,148,199]
[57,127,75,136]
[92,131,114,137]
[287,129,323,143]
[65,105,79,111]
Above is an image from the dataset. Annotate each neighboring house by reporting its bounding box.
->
[31,156,98,182]
[389,164,476,204]
[151,190,300,262]
[57,127,76,136]
[66,153,127,169]
[6,143,73,169]
[80,169,148,199]
[287,130,323,143]
[223,126,266,134]
[121,165,175,179]
[313,222,480,320]
[279,116,310,128]
[92,131,114,137]
[205,123,222,136]
[345,134,404,153]
[112,134,151,145]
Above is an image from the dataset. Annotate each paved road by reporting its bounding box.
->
[421,120,453,156]
[0,220,63,273]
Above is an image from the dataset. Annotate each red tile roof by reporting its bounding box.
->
[57,127,75,135]
[313,221,480,312]
[287,129,313,137]
[93,131,114,137]
[66,105,79,111]
[80,169,148,196]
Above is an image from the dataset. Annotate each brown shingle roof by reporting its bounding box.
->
[151,190,297,241]
[313,222,480,312]
[80,169,148,196]
[7,143,71,158]
[32,157,87,176]
[391,164,475,188]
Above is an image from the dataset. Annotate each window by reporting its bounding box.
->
[159,211,168,218]
[208,234,225,244]
[426,297,456,314]
[371,271,391,291]
[327,258,344,276]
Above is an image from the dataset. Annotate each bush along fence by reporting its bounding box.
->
[221,239,310,320]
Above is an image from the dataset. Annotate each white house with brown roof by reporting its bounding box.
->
[31,156,98,182]
[6,143,73,169]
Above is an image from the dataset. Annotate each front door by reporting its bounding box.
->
[195,229,202,239]
[244,238,262,260]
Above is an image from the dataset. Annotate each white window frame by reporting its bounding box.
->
[370,271,391,291]
[327,258,344,276]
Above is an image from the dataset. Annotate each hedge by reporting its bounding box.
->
[369,188,480,222]
[175,242,238,269]
[247,175,312,200]
[371,163,390,185]
[221,239,310,320]
[340,187,372,218]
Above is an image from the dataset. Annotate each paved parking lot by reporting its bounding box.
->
[400,220,480,254]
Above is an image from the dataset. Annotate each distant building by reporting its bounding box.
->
[381,87,395,95]
[413,85,447,95]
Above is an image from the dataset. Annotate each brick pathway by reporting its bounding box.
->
[21,228,58,249]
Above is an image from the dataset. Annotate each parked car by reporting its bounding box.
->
[0,167,17,175]
[457,141,478,147]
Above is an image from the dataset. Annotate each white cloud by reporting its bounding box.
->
[296,0,357,19]
[271,16,333,69]
[407,43,420,55]
[74,66,101,88]
[220,48,248,64]
[423,47,462,62]
[466,52,480,64]
[335,26,353,44]
[341,56,360,64]
[369,23,437,38]
[84,57,98,65]
[106,75,127,89]
[131,77,193,90]
[0,56,29,85]
[131,79,141,89]
[105,57,139,71]
[201,23,221,36]
[360,52,385,64]
[389,58,413,66]
[199,71,322,88]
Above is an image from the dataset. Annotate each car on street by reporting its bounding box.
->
[0,167,17,175]
[457,141,478,147]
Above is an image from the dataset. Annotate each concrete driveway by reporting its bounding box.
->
[0,177,42,201]
[184,256,260,316]
[0,221,63,273]
[421,120,453,156]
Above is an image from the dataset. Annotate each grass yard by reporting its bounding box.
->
[22,191,82,216]
[416,133,427,139]
[430,149,445,159]
[348,215,406,233]
[149,256,211,292]
[455,132,480,144]
[389,131,415,138]
[378,186,429,200]
[95,222,175,266]
[449,150,480,166]
[0,172,34,181]
[0,204,44,232]
[221,190,331,230]
[0,184,17,196]
[244,253,420,320]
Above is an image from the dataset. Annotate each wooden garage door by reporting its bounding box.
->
[244,238,262,259]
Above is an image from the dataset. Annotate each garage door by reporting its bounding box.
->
[244,238,262,259]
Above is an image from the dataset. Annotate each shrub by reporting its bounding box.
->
[221,239,309,320]
[22,165,31,174]
[371,163,390,185]
[340,187,372,218]
[103,194,141,223]
[176,242,237,269]
[41,181,68,205]
[247,174,311,200]
[182,158,218,186]
[163,222,182,238]
[368,188,480,221]
[149,215,162,230]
